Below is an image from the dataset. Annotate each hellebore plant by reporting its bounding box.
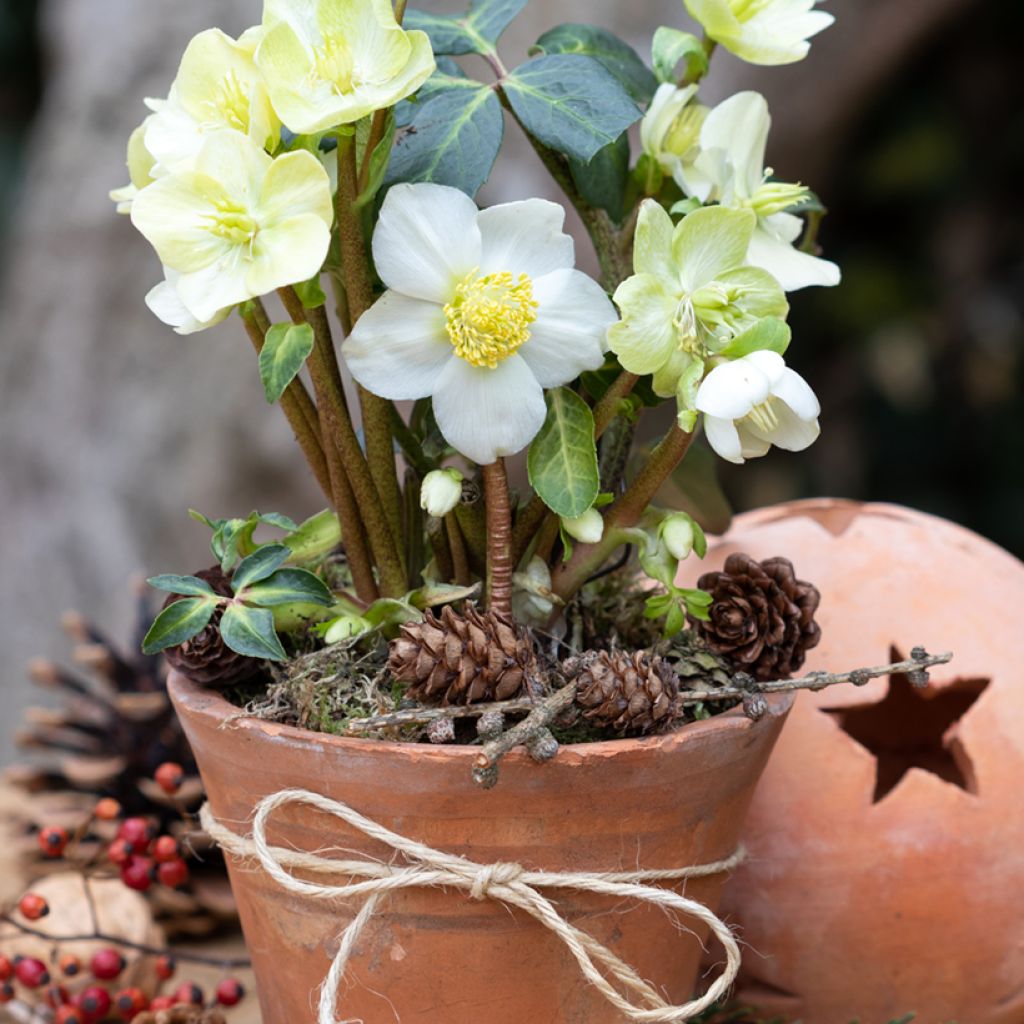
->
[118,0,839,665]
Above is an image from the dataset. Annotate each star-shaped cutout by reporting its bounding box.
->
[823,647,990,802]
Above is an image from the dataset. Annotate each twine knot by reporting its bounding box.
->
[200,790,745,1024]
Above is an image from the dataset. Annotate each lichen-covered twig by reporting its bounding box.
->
[342,696,536,735]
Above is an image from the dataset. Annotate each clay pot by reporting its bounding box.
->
[170,673,792,1024]
[676,499,1024,1024]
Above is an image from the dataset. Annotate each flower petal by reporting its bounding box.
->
[519,269,614,387]
[258,149,334,226]
[699,91,771,200]
[735,420,774,459]
[717,265,789,323]
[432,354,546,464]
[176,258,253,323]
[247,214,332,296]
[318,0,411,81]
[695,357,772,419]
[608,274,679,375]
[673,205,756,292]
[771,365,820,419]
[372,183,482,302]
[477,199,575,279]
[344,290,451,400]
[633,199,677,283]
[703,414,745,464]
[747,223,840,291]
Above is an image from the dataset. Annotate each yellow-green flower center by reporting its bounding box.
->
[314,36,356,94]
[730,0,775,22]
[664,105,707,158]
[207,200,258,248]
[746,177,810,218]
[444,269,538,369]
[206,70,251,132]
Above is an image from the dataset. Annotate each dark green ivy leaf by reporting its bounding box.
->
[259,323,315,405]
[141,597,218,655]
[232,544,291,592]
[219,603,288,661]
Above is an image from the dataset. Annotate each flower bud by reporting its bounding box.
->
[324,615,373,644]
[561,508,604,545]
[420,469,464,518]
[641,84,707,171]
[662,515,696,561]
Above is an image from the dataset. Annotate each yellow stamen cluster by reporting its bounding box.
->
[445,269,538,369]
[206,200,258,248]
[747,399,781,433]
[314,36,356,94]
[748,176,811,217]
[206,70,250,132]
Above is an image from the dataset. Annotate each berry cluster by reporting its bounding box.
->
[2,763,246,1021]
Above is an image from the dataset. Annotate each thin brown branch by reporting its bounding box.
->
[343,696,536,735]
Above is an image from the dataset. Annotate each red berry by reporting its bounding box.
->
[117,817,154,854]
[55,1008,86,1024]
[90,947,126,981]
[155,954,176,981]
[18,891,50,920]
[59,953,82,977]
[152,835,180,863]
[95,797,122,821]
[215,977,245,1007]
[120,855,155,892]
[107,837,132,865]
[44,983,70,1008]
[157,857,189,889]
[173,982,204,1006]
[38,825,69,858]
[75,985,112,1022]
[14,957,49,988]
[115,987,148,1019]
[0,982,14,1003]
[0,956,10,981]
[155,762,185,795]
[149,995,176,1011]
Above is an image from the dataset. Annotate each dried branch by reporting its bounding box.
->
[343,697,536,735]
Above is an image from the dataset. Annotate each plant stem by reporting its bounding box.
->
[335,134,405,556]
[445,512,471,586]
[482,459,513,616]
[240,309,332,504]
[551,425,696,606]
[279,287,403,599]
[592,370,639,436]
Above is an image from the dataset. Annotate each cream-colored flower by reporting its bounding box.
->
[344,183,616,466]
[144,28,280,176]
[146,268,232,335]
[684,0,834,65]
[131,131,333,322]
[257,0,435,134]
[420,469,464,518]
[696,350,820,463]
[640,83,707,177]
[677,91,840,291]
[110,118,159,214]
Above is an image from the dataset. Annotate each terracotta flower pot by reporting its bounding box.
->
[170,673,793,1024]
[677,499,1024,1024]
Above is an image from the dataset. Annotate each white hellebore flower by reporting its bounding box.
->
[344,183,616,465]
[131,131,333,322]
[696,350,820,464]
[678,91,840,291]
[420,468,464,518]
[146,268,232,335]
[684,0,834,66]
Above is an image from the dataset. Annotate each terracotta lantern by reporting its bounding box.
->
[677,499,1024,1024]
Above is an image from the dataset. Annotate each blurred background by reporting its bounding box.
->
[0,0,1021,763]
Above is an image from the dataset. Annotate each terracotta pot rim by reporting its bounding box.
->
[168,671,794,764]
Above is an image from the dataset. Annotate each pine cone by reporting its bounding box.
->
[389,605,536,705]
[163,568,265,690]
[691,553,821,681]
[570,650,679,735]
[132,1008,226,1024]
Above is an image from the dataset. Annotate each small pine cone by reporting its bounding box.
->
[691,553,821,681]
[572,650,679,735]
[163,568,265,690]
[388,605,536,705]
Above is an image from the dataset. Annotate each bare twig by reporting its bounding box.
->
[343,696,537,735]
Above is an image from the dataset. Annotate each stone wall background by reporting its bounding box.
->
[0,0,971,761]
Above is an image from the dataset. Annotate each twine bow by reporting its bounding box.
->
[200,790,744,1024]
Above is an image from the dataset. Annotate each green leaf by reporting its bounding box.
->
[147,574,217,598]
[386,82,503,197]
[293,275,327,309]
[527,388,600,519]
[652,27,708,84]
[406,0,527,56]
[569,132,629,223]
[653,440,733,535]
[664,600,686,637]
[232,544,291,592]
[219,604,287,661]
[680,587,713,622]
[242,568,334,607]
[259,323,315,405]
[284,509,342,562]
[503,54,641,164]
[718,318,792,359]
[532,24,657,104]
[141,598,217,655]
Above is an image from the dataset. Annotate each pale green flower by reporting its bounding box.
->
[110,118,159,214]
[131,131,333,322]
[144,28,280,175]
[684,0,834,65]
[640,83,707,177]
[561,508,604,545]
[676,91,839,291]
[257,0,435,134]
[608,201,787,403]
